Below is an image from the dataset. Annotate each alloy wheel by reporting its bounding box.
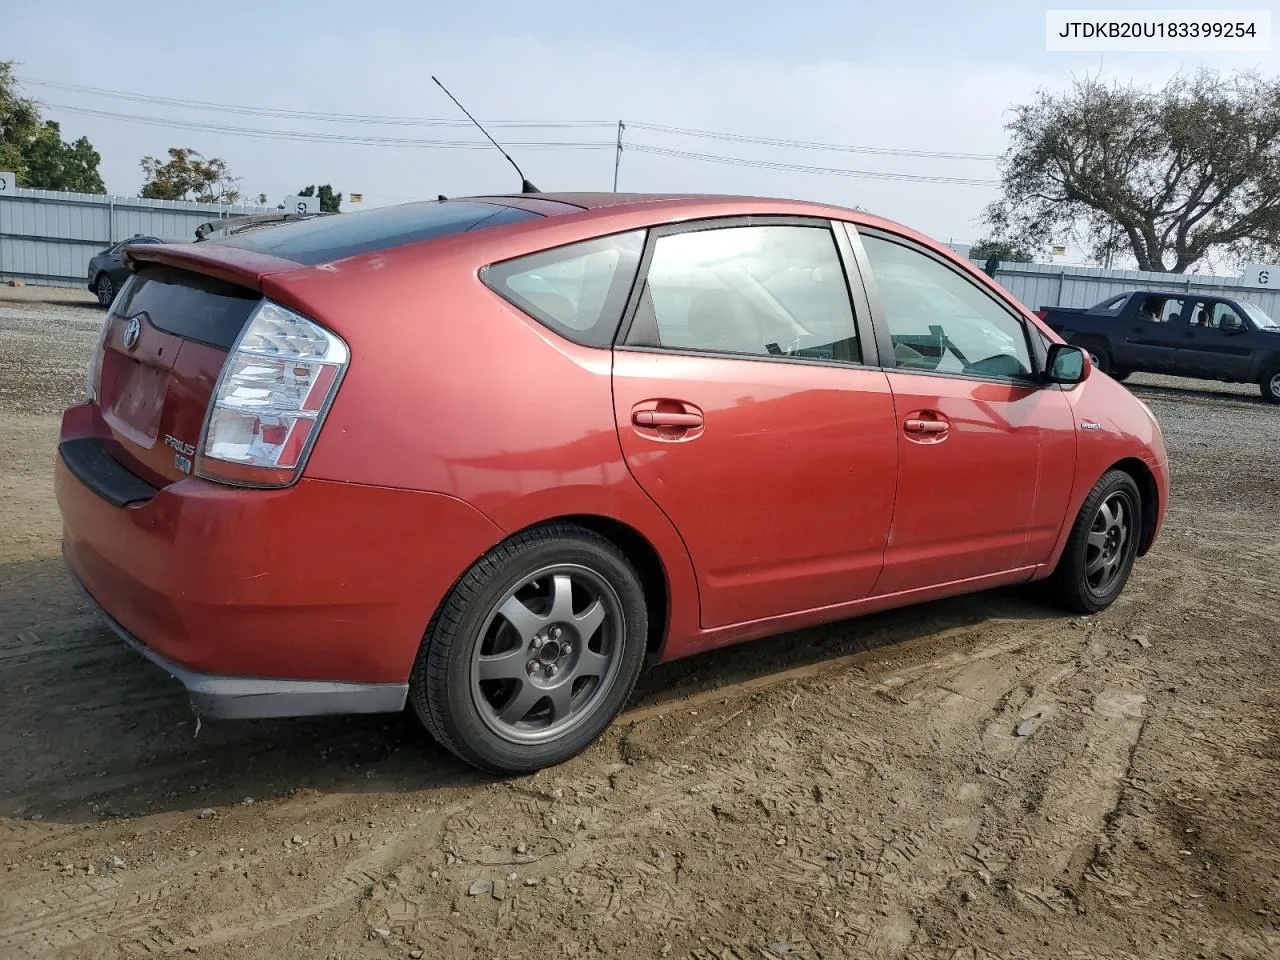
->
[96,275,113,307]
[470,563,624,745]
[1084,491,1133,593]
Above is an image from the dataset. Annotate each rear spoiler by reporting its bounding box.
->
[125,243,301,291]
[194,211,332,242]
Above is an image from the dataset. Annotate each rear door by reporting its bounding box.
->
[1122,294,1184,371]
[610,218,899,629]
[1174,300,1256,380]
[847,226,1077,594]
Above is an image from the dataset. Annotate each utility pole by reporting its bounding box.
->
[613,121,625,192]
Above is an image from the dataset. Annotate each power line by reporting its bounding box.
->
[44,103,616,150]
[627,122,1000,161]
[24,77,611,129]
[627,144,999,186]
[23,75,1000,163]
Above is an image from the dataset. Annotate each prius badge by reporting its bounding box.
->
[122,317,141,351]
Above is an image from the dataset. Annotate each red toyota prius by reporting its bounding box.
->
[55,192,1169,773]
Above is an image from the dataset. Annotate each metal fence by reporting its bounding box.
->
[987,260,1280,319]
[0,187,271,287]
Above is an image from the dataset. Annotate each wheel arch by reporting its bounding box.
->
[535,514,670,657]
[1110,456,1159,556]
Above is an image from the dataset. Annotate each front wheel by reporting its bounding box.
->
[409,524,648,774]
[1048,470,1142,614]
[1111,368,1132,383]
[1260,365,1280,404]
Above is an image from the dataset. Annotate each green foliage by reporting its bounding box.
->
[140,148,241,203]
[297,183,342,212]
[969,238,1033,264]
[1,62,106,192]
[987,69,1280,273]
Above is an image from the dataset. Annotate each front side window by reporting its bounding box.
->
[627,224,859,363]
[483,230,646,348]
[859,233,1033,379]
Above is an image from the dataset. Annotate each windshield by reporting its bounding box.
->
[1239,300,1279,331]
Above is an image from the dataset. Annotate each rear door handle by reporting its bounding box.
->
[904,418,948,434]
[633,410,704,428]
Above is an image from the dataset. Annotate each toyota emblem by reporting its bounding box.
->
[122,317,142,351]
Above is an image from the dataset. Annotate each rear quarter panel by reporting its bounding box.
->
[266,230,702,657]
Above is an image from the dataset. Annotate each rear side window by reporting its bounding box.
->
[482,230,646,348]
[218,200,540,265]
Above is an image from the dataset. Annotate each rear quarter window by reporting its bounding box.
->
[481,230,646,348]
[216,200,540,266]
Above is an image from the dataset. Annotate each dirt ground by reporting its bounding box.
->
[0,289,1277,960]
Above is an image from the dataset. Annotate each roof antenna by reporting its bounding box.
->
[431,76,539,194]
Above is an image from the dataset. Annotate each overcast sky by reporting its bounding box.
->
[6,1,1277,253]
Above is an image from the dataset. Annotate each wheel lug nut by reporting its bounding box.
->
[546,664,559,678]
[562,643,573,656]
[527,661,539,676]
[550,626,562,640]
[532,637,544,649]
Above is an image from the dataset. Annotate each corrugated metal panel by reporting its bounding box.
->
[983,261,1280,321]
[0,188,272,286]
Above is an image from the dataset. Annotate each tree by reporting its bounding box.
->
[140,148,241,203]
[1,62,106,192]
[297,183,342,212]
[22,121,105,193]
[986,70,1280,273]
[969,238,1033,264]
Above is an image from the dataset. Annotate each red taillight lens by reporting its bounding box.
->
[1035,309,1048,320]
[196,300,348,488]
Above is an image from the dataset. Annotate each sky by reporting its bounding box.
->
[5,1,1278,258]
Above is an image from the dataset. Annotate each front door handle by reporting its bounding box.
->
[633,410,704,428]
[904,418,948,434]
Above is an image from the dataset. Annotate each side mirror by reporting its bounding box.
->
[1046,343,1090,385]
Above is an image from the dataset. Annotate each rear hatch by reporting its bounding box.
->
[93,265,261,486]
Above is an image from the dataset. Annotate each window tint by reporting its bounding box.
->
[483,230,645,348]
[628,224,859,363]
[113,266,261,350]
[218,200,540,265]
[860,234,1032,379]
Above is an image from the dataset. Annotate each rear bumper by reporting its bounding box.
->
[69,561,408,719]
[55,404,507,711]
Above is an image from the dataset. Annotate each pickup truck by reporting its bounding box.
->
[1037,290,1280,403]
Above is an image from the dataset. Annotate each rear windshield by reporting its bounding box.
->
[216,200,540,266]
[112,266,260,350]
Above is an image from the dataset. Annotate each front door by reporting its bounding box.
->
[611,219,899,628]
[1175,300,1256,380]
[852,229,1077,596]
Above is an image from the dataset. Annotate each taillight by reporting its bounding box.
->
[1035,309,1048,320]
[196,300,348,488]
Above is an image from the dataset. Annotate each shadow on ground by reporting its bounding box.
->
[0,555,1059,825]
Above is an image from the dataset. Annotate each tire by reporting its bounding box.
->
[94,273,114,308]
[1076,337,1111,375]
[1110,368,1132,383]
[1260,365,1280,404]
[409,523,648,775]
[1048,470,1142,614]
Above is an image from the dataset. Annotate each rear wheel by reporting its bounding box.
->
[1261,365,1280,404]
[409,524,648,774]
[1111,368,1132,382]
[1048,470,1142,614]
[94,274,114,308]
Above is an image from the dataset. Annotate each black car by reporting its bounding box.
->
[1038,291,1280,403]
[86,235,163,307]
